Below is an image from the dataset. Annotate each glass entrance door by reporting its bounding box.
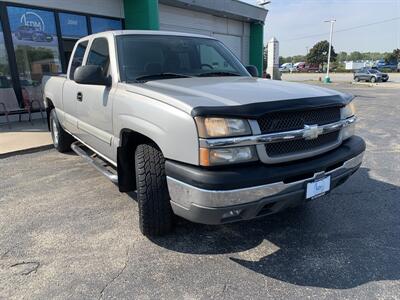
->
[7,6,62,110]
[0,21,19,111]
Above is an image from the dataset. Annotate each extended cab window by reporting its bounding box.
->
[86,38,110,77]
[69,41,88,80]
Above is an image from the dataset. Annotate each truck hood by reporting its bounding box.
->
[121,77,351,116]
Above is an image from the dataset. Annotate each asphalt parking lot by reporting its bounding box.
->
[1,82,399,299]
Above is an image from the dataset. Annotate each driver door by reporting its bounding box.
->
[75,37,114,160]
[62,40,88,135]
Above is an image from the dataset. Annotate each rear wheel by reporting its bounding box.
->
[354,76,360,82]
[135,143,174,236]
[49,109,74,153]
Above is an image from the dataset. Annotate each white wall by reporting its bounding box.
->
[159,4,250,64]
[5,0,125,18]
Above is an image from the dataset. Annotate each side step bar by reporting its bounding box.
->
[71,141,118,184]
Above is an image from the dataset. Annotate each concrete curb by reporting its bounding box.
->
[0,144,54,159]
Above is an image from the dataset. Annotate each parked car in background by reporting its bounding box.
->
[292,62,304,72]
[293,62,320,73]
[374,59,398,72]
[306,63,320,72]
[279,63,294,73]
[354,67,389,83]
[15,25,53,42]
[0,76,12,88]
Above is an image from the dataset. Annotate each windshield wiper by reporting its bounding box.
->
[196,71,241,77]
[134,73,192,82]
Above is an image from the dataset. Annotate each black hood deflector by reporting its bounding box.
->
[191,94,354,119]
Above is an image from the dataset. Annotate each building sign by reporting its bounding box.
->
[59,13,88,39]
[7,6,58,45]
[91,17,122,34]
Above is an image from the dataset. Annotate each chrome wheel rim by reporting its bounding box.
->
[51,118,59,147]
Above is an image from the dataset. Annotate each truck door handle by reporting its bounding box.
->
[77,92,83,102]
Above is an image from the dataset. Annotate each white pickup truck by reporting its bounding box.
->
[43,30,365,236]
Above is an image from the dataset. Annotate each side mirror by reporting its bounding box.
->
[246,65,259,77]
[74,65,111,87]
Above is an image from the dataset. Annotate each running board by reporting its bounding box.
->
[71,141,118,184]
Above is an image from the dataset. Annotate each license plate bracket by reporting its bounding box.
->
[306,176,331,199]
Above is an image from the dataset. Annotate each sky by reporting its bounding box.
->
[241,0,400,57]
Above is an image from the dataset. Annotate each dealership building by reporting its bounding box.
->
[0,0,267,116]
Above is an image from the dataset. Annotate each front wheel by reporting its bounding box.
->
[49,109,74,152]
[370,76,376,83]
[135,143,174,236]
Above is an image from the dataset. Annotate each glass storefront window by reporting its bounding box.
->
[59,13,88,39]
[90,17,122,34]
[7,6,62,109]
[0,21,19,111]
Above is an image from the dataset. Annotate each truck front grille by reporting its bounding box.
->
[258,107,341,134]
[265,130,340,157]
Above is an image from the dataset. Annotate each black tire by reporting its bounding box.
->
[370,76,376,83]
[354,76,360,82]
[49,109,74,153]
[135,143,174,236]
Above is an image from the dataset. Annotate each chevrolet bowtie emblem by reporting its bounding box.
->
[303,124,323,140]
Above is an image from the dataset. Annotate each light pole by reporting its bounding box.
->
[324,19,336,83]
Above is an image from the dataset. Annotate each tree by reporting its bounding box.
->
[384,49,400,63]
[292,55,307,63]
[306,40,337,65]
[348,51,363,61]
[337,51,348,63]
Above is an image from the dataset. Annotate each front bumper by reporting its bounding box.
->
[166,136,366,225]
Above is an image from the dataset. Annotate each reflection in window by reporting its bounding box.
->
[0,21,19,110]
[7,6,61,109]
[198,44,235,71]
[59,13,88,39]
[87,38,110,77]
[90,17,122,34]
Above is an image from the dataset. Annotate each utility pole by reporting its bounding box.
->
[324,19,336,83]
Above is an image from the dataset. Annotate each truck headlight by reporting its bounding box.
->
[195,117,252,138]
[200,146,258,166]
[341,102,356,119]
[341,102,356,140]
[342,123,355,140]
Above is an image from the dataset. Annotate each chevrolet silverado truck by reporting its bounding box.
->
[43,30,365,236]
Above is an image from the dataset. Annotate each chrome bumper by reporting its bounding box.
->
[167,152,364,210]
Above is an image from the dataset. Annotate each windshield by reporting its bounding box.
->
[116,35,250,82]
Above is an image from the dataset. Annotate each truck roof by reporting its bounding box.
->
[80,30,216,41]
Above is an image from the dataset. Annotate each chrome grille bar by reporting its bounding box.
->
[199,116,356,149]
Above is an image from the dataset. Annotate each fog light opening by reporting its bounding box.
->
[222,209,243,221]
